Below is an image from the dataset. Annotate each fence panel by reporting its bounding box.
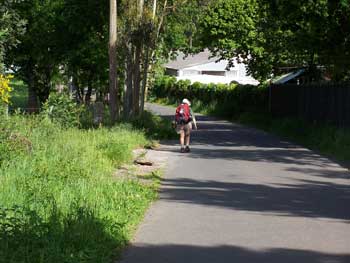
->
[270,83,350,127]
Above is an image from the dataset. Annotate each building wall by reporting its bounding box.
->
[177,61,258,85]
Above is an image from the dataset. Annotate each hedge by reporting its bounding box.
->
[151,76,269,117]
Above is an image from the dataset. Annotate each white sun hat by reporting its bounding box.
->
[182,98,191,106]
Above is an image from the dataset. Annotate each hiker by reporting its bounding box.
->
[174,98,197,153]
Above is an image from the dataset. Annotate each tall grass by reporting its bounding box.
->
[0,114,158,262]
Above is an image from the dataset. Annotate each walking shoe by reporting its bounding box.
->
[180,147,185,153]
[185,146,190,153]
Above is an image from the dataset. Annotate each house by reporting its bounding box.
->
[273,69,306,85]
[164,50,259,85]
[272,66,331,85]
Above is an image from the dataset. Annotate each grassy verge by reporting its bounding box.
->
[150,97,350,167]
[238,112,350,166]
[0,113,161,262]
[130,110,177,140]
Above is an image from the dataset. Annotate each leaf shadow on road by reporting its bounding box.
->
[120,244,350,263]
[160,113,346,169]
[155,111,350,220]
[159,176,350,221]
[152,113,298,148]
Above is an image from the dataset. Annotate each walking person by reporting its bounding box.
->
[174,98,197,153]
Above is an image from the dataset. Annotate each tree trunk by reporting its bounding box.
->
[123,62,129,119]
[124,47,133,119]
[124,44,134,118]
[109,0,118,123]
[72,74,83,103]
[138,0,144,19]
[26,64,39,113]
[85,78,93,105]
[133,43,142,116]
[140,46,150,113]
[152,0,157,19]
[131,0,145,116]
[27,81,39,113]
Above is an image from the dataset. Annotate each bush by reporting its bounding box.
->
[131,111,177,140]
[42,93,83,128]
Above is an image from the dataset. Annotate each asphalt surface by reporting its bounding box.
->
[119,103,350,263]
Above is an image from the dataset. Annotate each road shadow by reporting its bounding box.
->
[285,167,350,180]
[158,141,346,171]
[120,244,350,263]
[150,103,350,220]
[156,114,293,148]
[187,147,341,168]
[159,177,350,221]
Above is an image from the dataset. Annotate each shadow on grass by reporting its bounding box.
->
[120,244,350,263]
[0,205,126,263]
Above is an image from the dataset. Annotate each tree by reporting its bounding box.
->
[2,0,214,117]
[119,0,206,118]
[200,0,350,81]
[59,0,109,105]
[0,0,25,73]
[5,0,65,111]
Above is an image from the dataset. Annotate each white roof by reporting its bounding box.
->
[165,49,219,70]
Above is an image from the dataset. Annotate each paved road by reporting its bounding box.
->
[119,103,350,263]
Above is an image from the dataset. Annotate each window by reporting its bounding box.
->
[201,71,226,76]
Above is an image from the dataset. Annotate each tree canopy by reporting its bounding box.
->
[1,0,349,115]
[0,0,26,73]
[200,0,350,81]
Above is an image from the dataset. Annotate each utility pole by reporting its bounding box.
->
[109,0,118,123]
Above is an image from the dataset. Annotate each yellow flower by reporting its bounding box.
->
[0,74,13,104]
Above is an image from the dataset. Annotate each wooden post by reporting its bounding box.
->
[109,0,118,123]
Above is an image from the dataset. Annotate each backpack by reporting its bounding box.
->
[175,103,191,124]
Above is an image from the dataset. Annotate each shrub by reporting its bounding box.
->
[131,111,177,140]
[42,93,83,128]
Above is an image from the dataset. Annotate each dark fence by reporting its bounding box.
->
[270,83,350,127]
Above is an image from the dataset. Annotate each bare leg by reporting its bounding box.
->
[185,133,190,146]
[179,130,185,148]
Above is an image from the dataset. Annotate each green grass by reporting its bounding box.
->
[0,114,159,263]
[238,112,350,165]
